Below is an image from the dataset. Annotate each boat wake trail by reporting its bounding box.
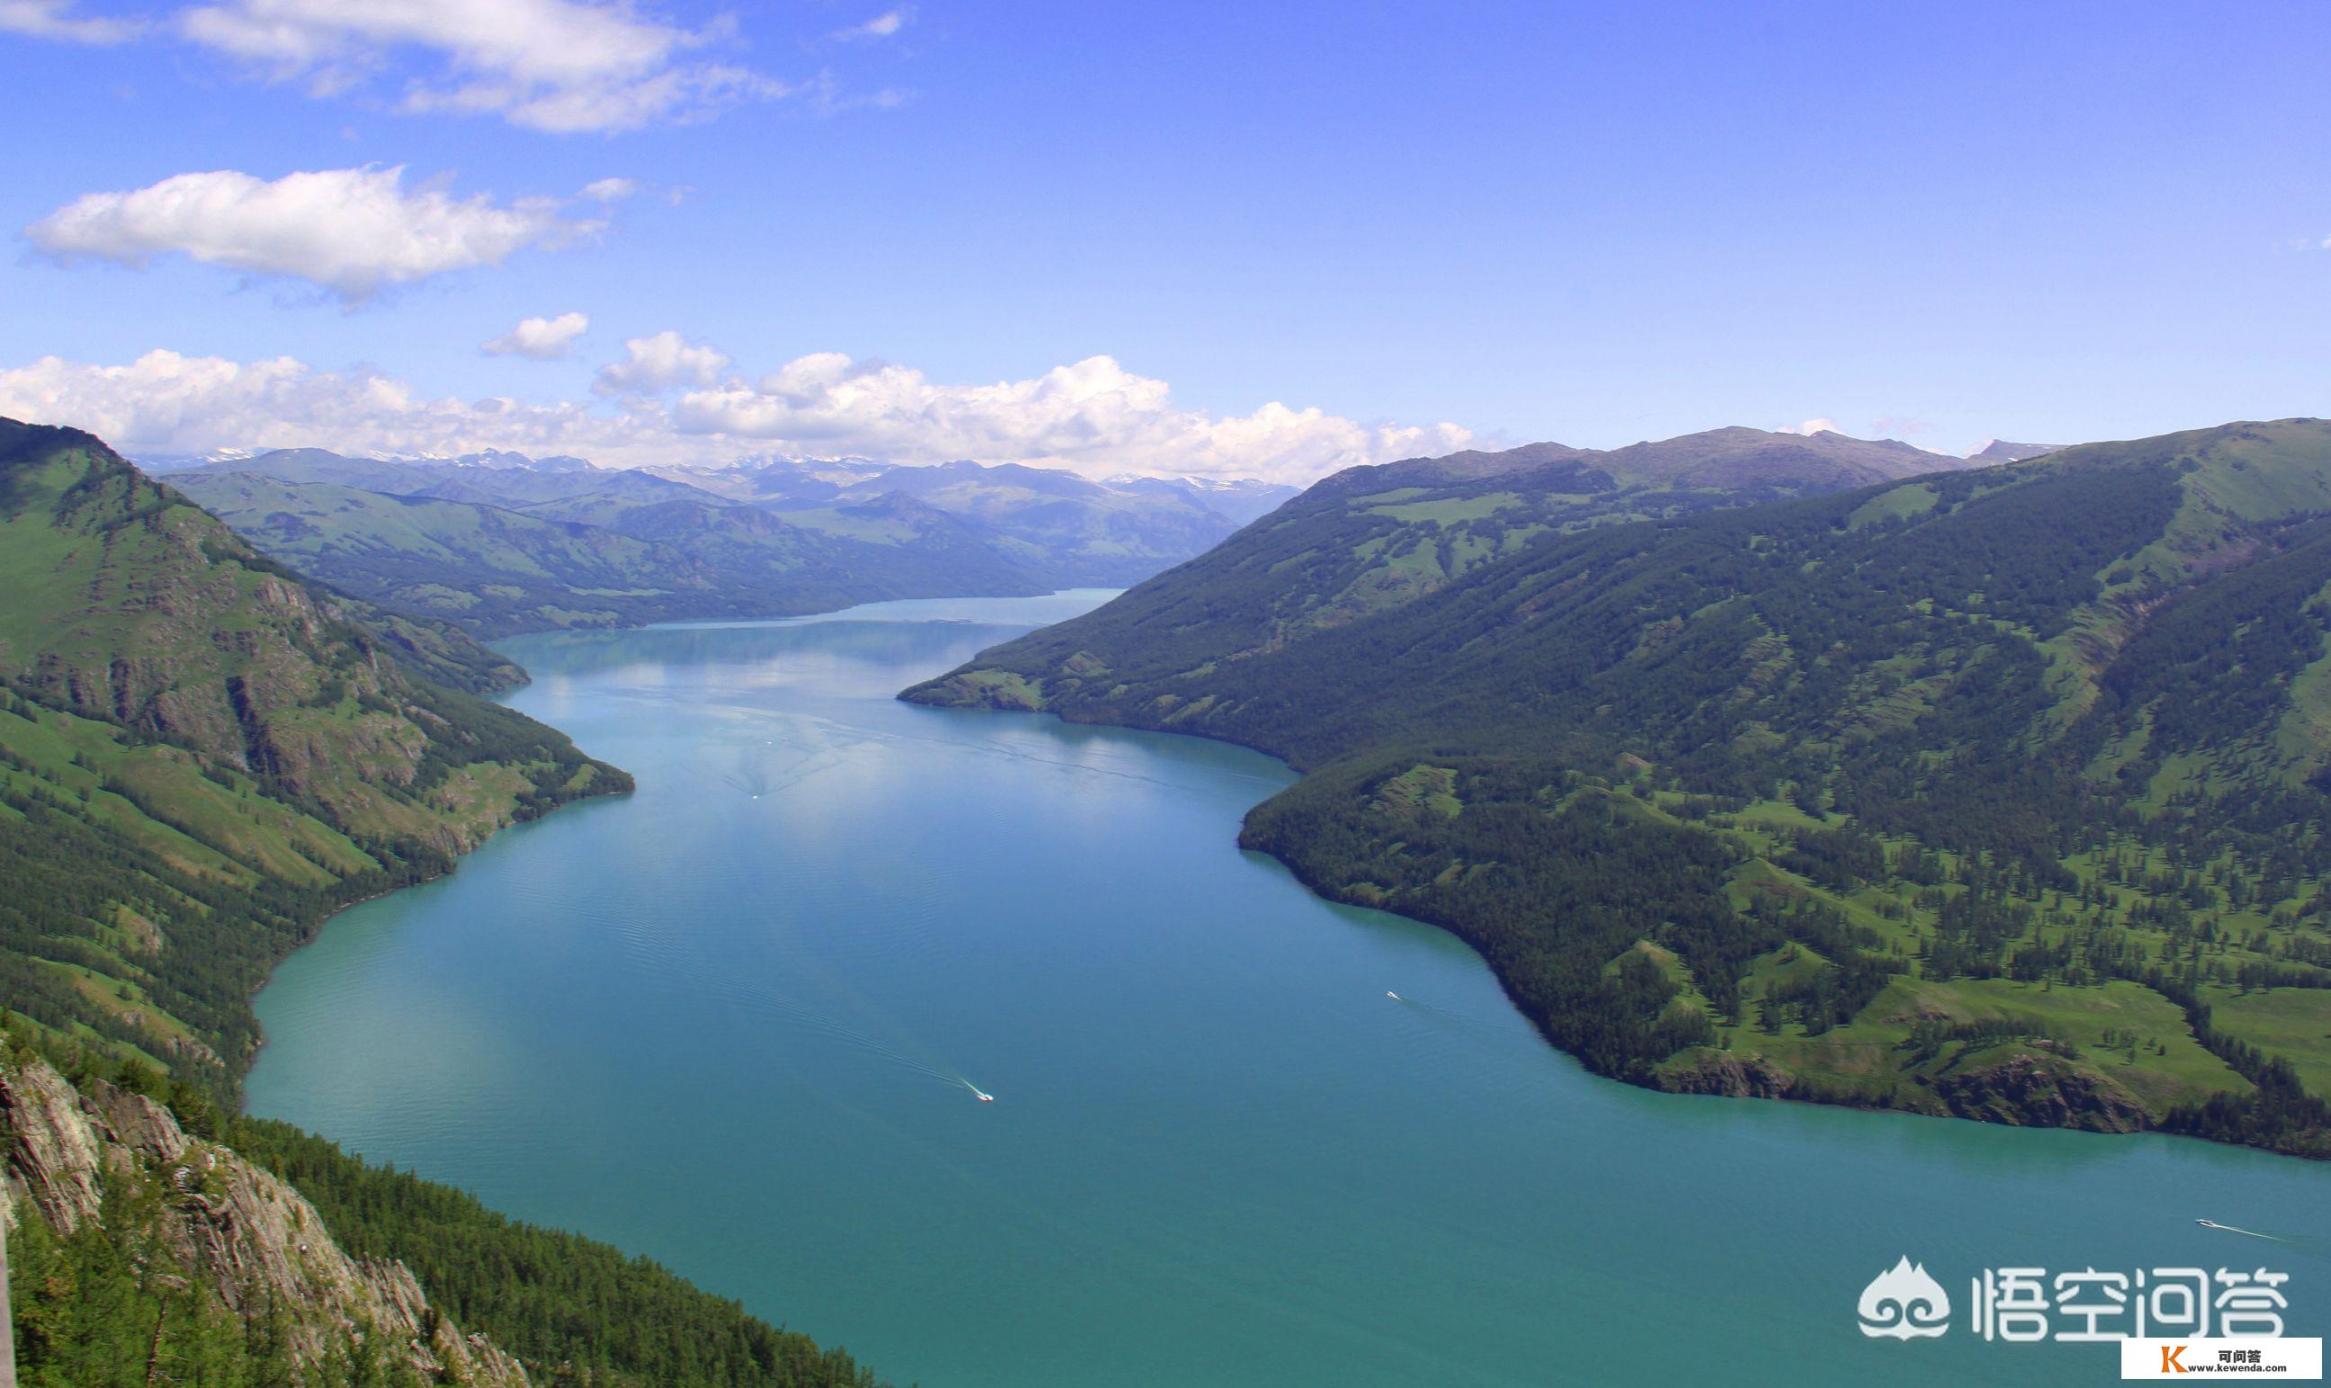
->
[615,873,984,1103]
[727,982,965,1090]
[719,765,770,799]
[1383,988,1495,1032]
[2197,1219,2285,1242]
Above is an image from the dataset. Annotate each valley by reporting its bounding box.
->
[168,448,1294,638]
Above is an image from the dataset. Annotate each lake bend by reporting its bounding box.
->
[246,592,2331,1388]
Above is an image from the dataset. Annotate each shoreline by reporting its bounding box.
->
[232,773,634,1110]
[403,584,1119,647]
[231,599,2331,1386]
[233,589,1115,1109]
[899,684,2329,1164]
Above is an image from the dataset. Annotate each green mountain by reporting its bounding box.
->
[173,458,1048,637]
[1,1043,884,1388]
[908,418,2331,1157]
[0,419,630,1091]
[0,419,884,1384]
[173,448,1299,638]
[905,425,1967,667]
[175,469,1042,637]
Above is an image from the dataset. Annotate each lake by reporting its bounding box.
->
[247,592,2330,1387]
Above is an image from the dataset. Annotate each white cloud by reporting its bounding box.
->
[579,177,637,203]
[0,348,644,462]
[0,349,1473,485]
[595,330,730,395]
[676,353,1472,482]
[177,0,787,132]
[484,311,590,359]
[27,165,596,302]
[834,8,907,41]
[1776,417,1840,436]
[0,0,141,42]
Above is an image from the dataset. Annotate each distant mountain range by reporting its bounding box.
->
[0,417,883,1385]
[1969,439,2064,463]
[910,418,2331,1157]
[168,449,1299,637]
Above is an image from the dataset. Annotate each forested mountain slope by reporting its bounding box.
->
[1,1040,886,1388]
[1,419,885,1384]
[2,1047,532,1386]
[947,425,1969,668]
[909,419,2331,1156]
[0,419,629,1093]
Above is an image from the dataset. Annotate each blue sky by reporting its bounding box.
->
[0,0,2325,480]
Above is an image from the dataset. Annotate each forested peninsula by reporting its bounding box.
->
[909,420,2331,1159]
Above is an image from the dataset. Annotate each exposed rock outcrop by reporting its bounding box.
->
[1658,1052,1801,1100]
[1928,1051,2154,1134]
[1,1057,527,1386]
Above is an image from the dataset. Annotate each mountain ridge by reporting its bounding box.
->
[906,417,2331,1157]
[171,448,1299,635]
[0,417,629,1087]
[942,424,1987,675]
[0,417,887,1385]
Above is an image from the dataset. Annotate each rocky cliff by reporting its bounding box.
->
[2,1055,527,1385]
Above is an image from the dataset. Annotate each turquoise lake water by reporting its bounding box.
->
[247,591,2331,1386]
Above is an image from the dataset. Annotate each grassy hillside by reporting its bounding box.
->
[0,419,629,1094]
[909,419,2331,1157]
[3,419,888,1384]
[954,426,1968,668]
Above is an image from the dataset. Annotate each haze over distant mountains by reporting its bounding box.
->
[154,424,2030,643]
[1969,440,2065,464]
[168,448,1300,637]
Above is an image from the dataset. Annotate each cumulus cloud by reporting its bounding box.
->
[579,177,638,203]
[27,165,598,302]
[176,0,788,132]
[672,352,1472,481]
[0,0,141,42]
[0,349,1473,485]
[834,8,908,41]
[595,330,730,395]
[484,311,590,359]
[1776,417,1840,436]
[0,348,644,462]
